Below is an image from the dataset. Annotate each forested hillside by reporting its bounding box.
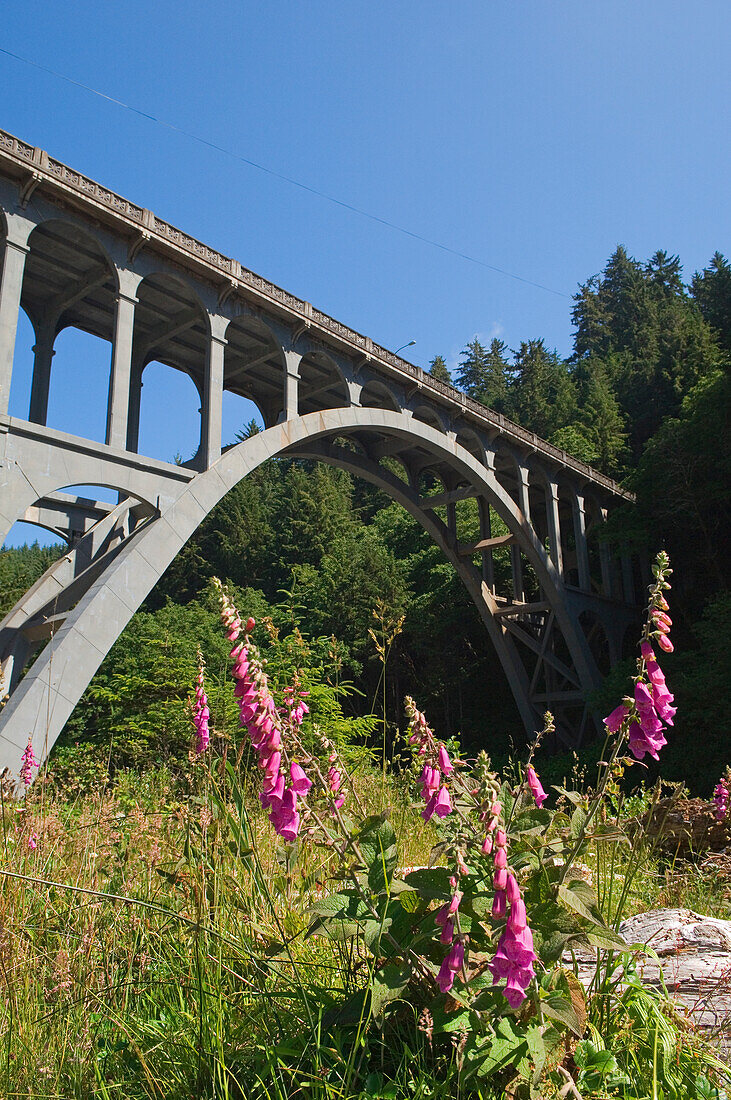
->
[2,247,729,791]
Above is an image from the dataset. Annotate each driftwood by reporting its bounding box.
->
[638,797,731,856]
[569,908,731,1058]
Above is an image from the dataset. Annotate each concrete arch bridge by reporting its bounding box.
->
[0,130,640,780]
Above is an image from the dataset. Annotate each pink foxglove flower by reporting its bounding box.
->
[438,745,454,775]
[604,703,629,733]
[28,832,38,851]
[20,737,39,787]
[526,764,547,808]
[191,658,210,754]
[714,774,730,821]
[436,940,465,993]
[290,763,312,795]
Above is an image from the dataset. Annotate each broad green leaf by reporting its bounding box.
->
[370,961,411,1017]
[404,867,452,900]
[557,879,605,927]
[570,805,588,839]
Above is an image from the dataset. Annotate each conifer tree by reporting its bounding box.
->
[454,338,511,411]
[691,252,731,351]
[510,339,576,439]
[428,355,452,384]
[455,338,490,399]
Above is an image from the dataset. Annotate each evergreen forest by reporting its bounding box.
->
[2,246,729,792]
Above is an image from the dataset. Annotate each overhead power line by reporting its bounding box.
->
[0,45,571,300]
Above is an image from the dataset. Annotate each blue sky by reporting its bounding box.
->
[2,0,729,545]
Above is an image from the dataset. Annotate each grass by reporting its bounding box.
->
[1,758,729,1099]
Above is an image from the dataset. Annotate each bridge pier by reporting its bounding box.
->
[0,218,32,417]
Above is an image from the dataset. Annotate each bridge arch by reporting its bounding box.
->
[0,407,606,779]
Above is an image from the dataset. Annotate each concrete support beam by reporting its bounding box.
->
[106,271,141,450]
[479,500,495,591]
[599,507,613,597]
[516,464,531,524]
[283,349,301,421]
[0,227,31,417]
[510,544,525,602]
[28,320,56,425]
[201,324,226,469]
[546,479,563,578]
[572,492,591,593]
[126,359,144,453]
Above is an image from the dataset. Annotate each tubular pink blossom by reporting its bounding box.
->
[290,763,312,795]
[657,634,674,653]
[505,872,522,905]
[492,889,506,919]
[481,833,493,855]
[526,764,547,808]
[493,866,508,891]
[20,737,39,788]
[604,703,629,733]
[438,745,454,775]
[433,786,452,818]
[439,919,454,945]
[28,832,38,850]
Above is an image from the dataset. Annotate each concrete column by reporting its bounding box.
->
[28,319,56,425]
[283,349,301,420]
[510,545,525,602]
[201,327,226,469]
[516,464,531,524]
[0,233,31,417]
[620,545,634,605]
[599,507,613,597]
[546,479,564,577]
[346,379,362,407]
[106,271,141,450]
[572,492,591,592]
[126,358,144,453]
[479,499,495,592]
[446,502,457,538]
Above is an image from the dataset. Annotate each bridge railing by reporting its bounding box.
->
[0,129,631,500]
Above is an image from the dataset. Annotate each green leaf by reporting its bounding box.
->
[475,1018,529,1077]
[525,1022,547,1081]
[570,805,588,839]
[557,880,605,927]
[370,961,411,1017]
[363,917,392,953]
[510,808,552,835]
[404,867,452,900]
[585,927,628,951]
[541,991,585,1038]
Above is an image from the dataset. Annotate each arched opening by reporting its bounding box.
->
[137,361,203,465]
[19,220,117,436]
[298,351,349,415]
[46,328,112,442]
[359,379,400,412]
[129,274,208,462]
[224,315,284,428]
[412,404,446,433]
[0,408,616,776]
